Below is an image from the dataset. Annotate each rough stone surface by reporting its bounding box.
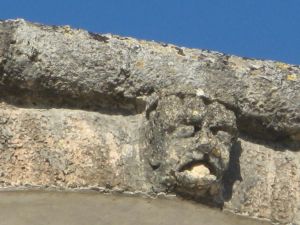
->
[224,138,300,224]
[0,19,299,224]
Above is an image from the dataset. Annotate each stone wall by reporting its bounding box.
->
[0,19,299,224]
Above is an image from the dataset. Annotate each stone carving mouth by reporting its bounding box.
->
[174,157,221,198]
[178,159,217,177]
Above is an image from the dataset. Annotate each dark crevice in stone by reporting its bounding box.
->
[238,132,300,152]
[0,85,146,116]
[174,47,185,56]
[149,159,161,171]
[9,39,16,45]
[145,96,158,119]
[237,114,286,140]
[160,42,168,47]
[114,35,129,41]
[237,116,299,150]
[207,98,299,149]
[114,68,131,87]
[210,125,237,136]
[88,32,110,43]
[0,60,5,76]
[28,48,40,62]
[193,125,201,134]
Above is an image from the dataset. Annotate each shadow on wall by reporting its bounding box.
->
[222,140,243,201]
[0,85,146,116]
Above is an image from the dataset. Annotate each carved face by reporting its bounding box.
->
[145,91,237,203]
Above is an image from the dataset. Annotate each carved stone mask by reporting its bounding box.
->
[145,90,237,203]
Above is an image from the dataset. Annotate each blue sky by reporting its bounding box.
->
[1,0,300,65]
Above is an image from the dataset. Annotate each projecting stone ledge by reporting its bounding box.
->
[0,19,299,224]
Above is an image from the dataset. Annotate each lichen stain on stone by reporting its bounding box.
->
[287,74,297,81]
[212,148,221,158]
[61,25,78,37]
[135,60,144,69]
[275,62,290,70]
